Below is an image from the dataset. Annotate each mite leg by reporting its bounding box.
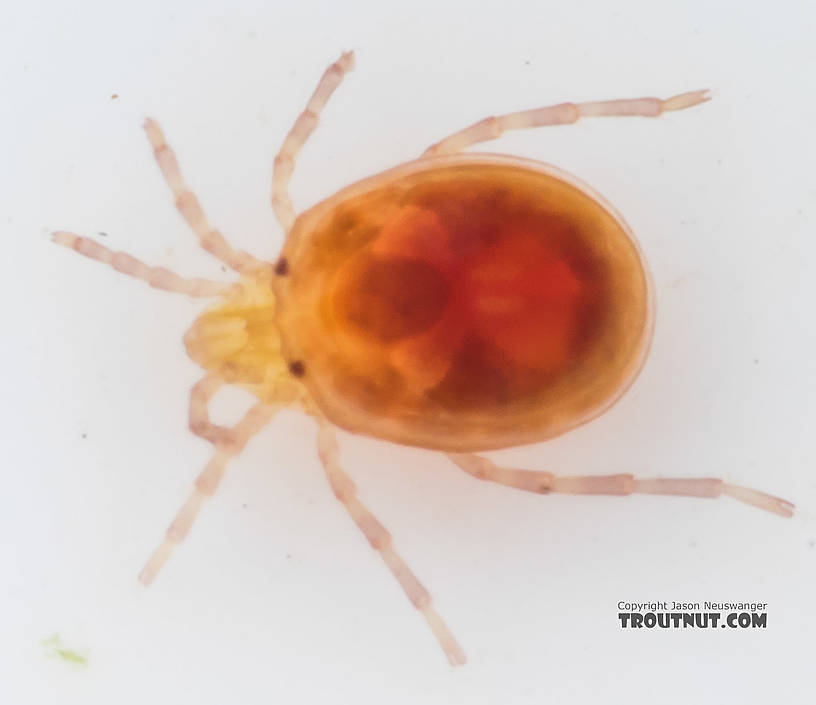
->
[143,119,265,274]
[52,231,231,297]
[316,420,466,666]
[423,89,711,156]
[447,453,794,518]
[272,51,355,234]
[138,375,279,585]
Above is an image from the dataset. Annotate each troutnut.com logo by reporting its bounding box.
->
[617,602,768,629]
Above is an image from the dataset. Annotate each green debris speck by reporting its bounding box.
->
[41,634,89,667]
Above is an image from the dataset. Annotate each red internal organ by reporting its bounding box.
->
[332,194,606,399]
[464,228,583,369]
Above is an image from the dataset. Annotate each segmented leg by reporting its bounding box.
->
[138,375,279,585]
[187,374,238,445]
[316,420,466,666]
[52,231,231,297]
[447,453,794,518]
[423,89,711,156]
[143,119,265,274]
[272,51,355,234]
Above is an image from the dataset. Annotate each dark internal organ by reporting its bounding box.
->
[331,204,602,400]
[330,253,450,342]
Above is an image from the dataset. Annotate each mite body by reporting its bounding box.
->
[54,52,793,666]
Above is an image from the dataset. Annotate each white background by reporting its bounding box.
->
[2,1,814,703]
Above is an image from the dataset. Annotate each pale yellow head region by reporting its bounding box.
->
[183,273,303,408]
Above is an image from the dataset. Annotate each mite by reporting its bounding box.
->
[54,52,794,665]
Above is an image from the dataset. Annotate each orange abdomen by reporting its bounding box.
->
[275,155,652,451]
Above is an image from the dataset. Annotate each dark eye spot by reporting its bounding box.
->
[288,360,305,377]
[274,257,289,276]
